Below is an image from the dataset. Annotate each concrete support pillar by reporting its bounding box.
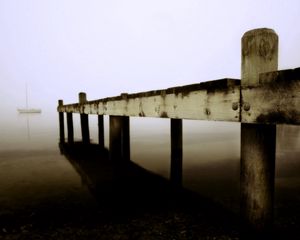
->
[240,28,278,237]
[79,92,90,144]
[170,118,183,187]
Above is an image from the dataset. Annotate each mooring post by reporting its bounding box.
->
[98,115,104,148]
[240,28,278,237]
[58,100,65,143]
[109,116,130,162]
[170,118,183,187]
[79,92,90,144]
[67,112,74,144]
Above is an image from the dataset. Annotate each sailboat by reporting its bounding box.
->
[17,84,42,114]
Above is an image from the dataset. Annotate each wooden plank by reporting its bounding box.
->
[58,79,241,122]
[241,68,300,125]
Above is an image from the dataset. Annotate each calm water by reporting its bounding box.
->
[0,111,299,221]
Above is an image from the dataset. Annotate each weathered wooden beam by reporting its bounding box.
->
[79,92,90,144]
[240,28,278,237]
[66,112,74,144]
[170,118,183,187]
[58,79,241,122]
[241,68,300,124]
[58,71,299,125]
[58,100,65,142]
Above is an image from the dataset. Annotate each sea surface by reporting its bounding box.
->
[0,110,299,236]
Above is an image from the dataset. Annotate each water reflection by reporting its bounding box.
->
[18,114,33,141]
[0,111,59,151]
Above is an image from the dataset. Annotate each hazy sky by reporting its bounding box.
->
[0,0,300,113]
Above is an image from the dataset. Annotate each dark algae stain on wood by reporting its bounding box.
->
[256,110,298,124]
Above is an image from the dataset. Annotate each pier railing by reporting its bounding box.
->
[57,28,300,236]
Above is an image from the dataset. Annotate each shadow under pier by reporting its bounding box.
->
[59,142,240,238]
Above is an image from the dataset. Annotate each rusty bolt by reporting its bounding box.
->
[232,102,239,111]
[243,103,251,111]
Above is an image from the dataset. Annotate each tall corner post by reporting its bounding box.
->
[170,118,183,187]
[240,28,278,236]
[58,100,65,143]
[79,92,90,144]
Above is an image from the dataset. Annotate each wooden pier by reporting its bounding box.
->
[57,28,300,237]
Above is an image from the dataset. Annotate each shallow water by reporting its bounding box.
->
[0,111,299,233]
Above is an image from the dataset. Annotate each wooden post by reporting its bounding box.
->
[109,116,130,162]
[122,116,130,162]
[67,112,74,144]
[120,94,130,162]
[79,92,90,144]
[170,118,183,187]
[98,115,104,148]
[240,28,278,236]
[58,100,65,143]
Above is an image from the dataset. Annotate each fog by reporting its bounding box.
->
[0,0,300,117]
[0,0,299,172]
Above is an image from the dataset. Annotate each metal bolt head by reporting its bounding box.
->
[232,102,239,111]
[243,102,251,111]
